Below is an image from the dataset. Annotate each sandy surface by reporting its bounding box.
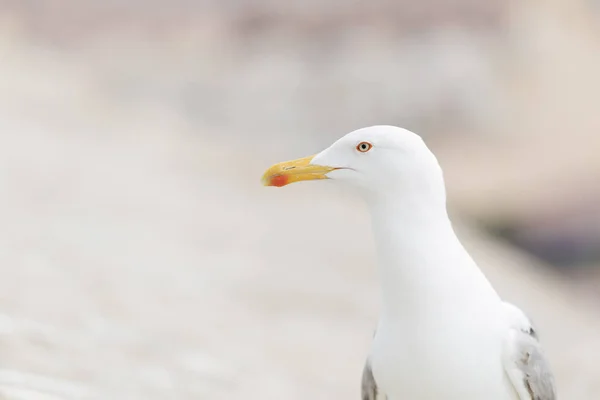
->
[2,116,600,399]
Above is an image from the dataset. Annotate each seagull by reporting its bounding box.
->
[261,126,556,400]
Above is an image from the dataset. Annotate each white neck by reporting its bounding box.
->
[367,192,499,320]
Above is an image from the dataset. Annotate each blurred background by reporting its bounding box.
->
[0,0,599,398]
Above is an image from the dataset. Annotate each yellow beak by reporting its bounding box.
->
[261,155,336,187]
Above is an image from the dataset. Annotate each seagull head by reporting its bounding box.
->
[262,125,446,205]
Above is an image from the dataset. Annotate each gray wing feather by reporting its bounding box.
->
[502,303,557,400]
[361,359,382,400]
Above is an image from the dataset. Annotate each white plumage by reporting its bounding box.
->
[263,126,556,400]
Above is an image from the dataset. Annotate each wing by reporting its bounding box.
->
[361,359,385,400]
[502,303,557,400]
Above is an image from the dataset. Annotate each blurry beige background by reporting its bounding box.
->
[0,0,599,399]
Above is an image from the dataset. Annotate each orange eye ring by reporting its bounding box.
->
[356,141,373,153]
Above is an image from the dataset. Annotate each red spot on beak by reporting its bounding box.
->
[270,174,289,187]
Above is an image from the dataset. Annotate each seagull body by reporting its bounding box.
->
[262,126,556,400]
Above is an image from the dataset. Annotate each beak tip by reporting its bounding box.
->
[262,174,288,187]
[261,155,322,188]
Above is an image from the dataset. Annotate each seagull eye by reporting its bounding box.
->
[356,142,373,153]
